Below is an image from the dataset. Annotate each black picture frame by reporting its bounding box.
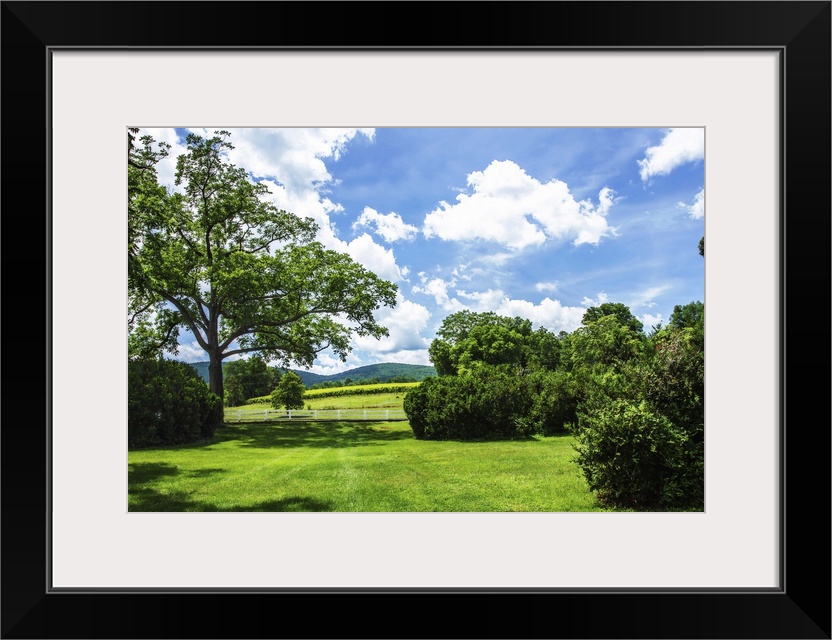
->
[2,2,829,638]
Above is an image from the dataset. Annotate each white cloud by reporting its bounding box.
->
[638,128,704,182]
[302,352,366,376]
[353,294,432,354]
[172,340,209,363]
[456,288,506,311]
[422,160,616,251]
[628,284,672,309]
[338,233,405,283]
[641,313,663,329]
[678,188,705,219]
[535,281,559,292]
[212,127,373,190]
[580,292,610,307]
[411,277,466,312]
[353,207,418,243]
[495,297,587,333]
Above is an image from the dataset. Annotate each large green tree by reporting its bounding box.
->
[427,311,534,375]
[223,355,278,405]
[128,130,398,409]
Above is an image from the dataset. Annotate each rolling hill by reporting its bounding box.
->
[187,361,436,388]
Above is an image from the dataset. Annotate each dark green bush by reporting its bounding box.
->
[403,367,534,440]
[519,370,579,436]
[571,325,704,511]
[128,358,222,449]
[574,399,689,509]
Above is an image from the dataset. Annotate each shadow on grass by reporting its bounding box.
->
[128,485,335,512]
[128,462,227,484]
[225,421,415,450]
[127,461,337,511]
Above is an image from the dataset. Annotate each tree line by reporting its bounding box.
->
[404,277,704,511]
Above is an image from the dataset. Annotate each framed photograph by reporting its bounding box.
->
[3,2,829,638]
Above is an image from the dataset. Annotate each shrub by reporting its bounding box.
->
[403,367,534,440]
[518,370,579,436]
[571,326,704,511]
[573,399,689,509]
[128,358,222,449]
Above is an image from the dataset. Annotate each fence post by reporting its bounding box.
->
[314,410,318,419]
[338,410,341,420]
[288,410,292,420]
[237,410,242,423]
[363,410,367,421]
[386,410,389,421]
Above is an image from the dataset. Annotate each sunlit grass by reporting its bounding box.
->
[128,421,611,512]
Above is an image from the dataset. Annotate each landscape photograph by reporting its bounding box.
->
[128,126,705,513]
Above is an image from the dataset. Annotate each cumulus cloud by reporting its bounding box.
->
[422,160,616,251]
[352,207,418,243]
[338,233,406,283]
[678,188,705,219]
[638,128,704,182]
[456,288,506,311]
[171,340,210,363]
[213,127,374,190]
[353,294,432,354]
[641,313,663,330]
[580,292,610,307]
[495,297,586,333]
[411,277,467,312]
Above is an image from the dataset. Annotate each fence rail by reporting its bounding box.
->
[225,408,408,423]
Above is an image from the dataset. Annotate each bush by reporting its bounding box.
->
[403,367,534,440]
[128,358,222,449]
[571,326,704,511]
[573,399,689,509]
[518,370,579,436]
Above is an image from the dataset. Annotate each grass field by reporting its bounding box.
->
[128,421,609,512]
[130,382,612,512]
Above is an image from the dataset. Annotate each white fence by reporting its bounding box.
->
[225,408,408,423]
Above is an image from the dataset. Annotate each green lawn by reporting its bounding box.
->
[128,421,610,512]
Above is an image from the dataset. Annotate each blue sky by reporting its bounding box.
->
[140,127,704,374]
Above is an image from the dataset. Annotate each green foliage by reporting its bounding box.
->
[128,129,398,403]
[574,399,689,509]
[128,358,222,449]
[270,371,306,409]
[581,302,644,334]
[403,368,534,440]
[223,356,278,405]
[569,314,646,370]
[224,375,246,408]
[517,370,579,436]
[428,311,536,375]
[571,324,704,511]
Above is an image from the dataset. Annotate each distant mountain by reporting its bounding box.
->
[186,361,436,388]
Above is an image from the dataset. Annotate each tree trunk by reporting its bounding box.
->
[208,352,225,426]
[208,354,223,395]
